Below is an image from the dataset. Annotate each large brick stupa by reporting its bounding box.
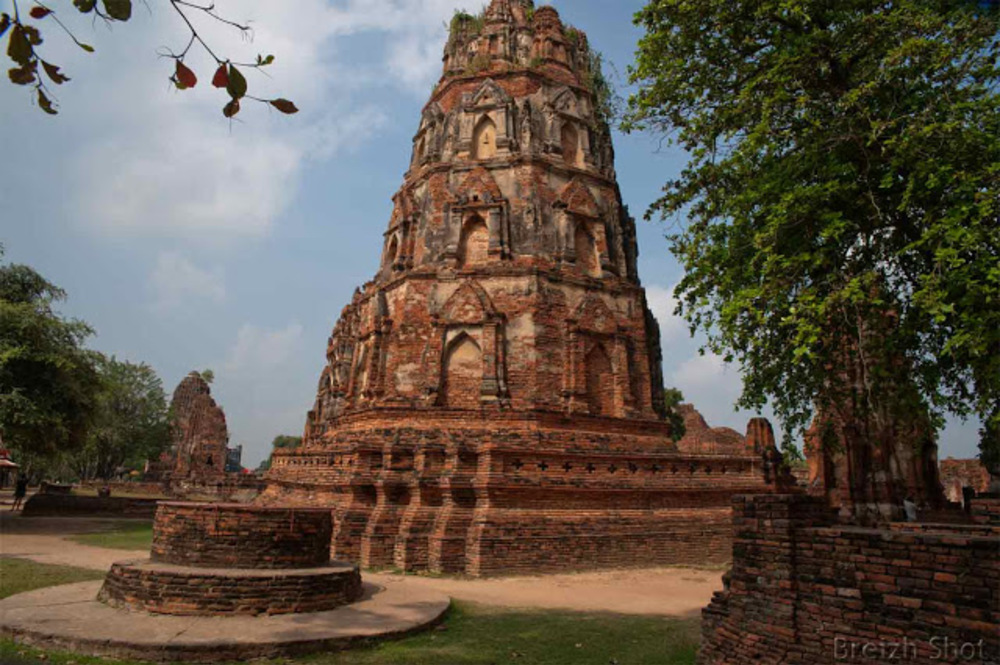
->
[262,0,772,575]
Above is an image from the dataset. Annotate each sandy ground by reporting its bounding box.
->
[0,511,725,617]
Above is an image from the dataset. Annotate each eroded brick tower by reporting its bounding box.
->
[264,0,771,575]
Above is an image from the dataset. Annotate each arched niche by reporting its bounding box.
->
[440,332,483,409]
[385,236,399,270]
[584,342,614,416]
[574,224,600,277]
[354,344,370,395]
[458,214,489,268]
[472,115,498,160]
[414,136,426,164]
[561,122,580,167]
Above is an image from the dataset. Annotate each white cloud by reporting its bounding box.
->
[57,0,454,244]
[646,284,688,344]
[149,251,225,313]
[669,351,751,434]
[225,322,305,372]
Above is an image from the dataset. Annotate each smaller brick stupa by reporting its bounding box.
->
[100,502,362,617]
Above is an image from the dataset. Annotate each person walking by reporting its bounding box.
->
[11,474,28,511]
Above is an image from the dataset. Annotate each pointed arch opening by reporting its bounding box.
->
[385,236,399,270]
[561,122,580,167]
[415,136,426,164]
[472,115,497,160]
[574,223,600,277]
[585,343,614,416]
[441,333,483,409]
[458,214,489,268]
[354,345,370,395]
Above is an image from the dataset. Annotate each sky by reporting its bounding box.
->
[0,0,981,467]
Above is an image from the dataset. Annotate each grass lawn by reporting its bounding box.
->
[0,558,701,665]
[0,557,105,600]
[67,521,153,551]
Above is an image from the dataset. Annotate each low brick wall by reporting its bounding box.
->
[151,503,333,569]
[98,560,362,616]
[22,493,159,518]
[970,495,1000,526]
[699,494,1000,665]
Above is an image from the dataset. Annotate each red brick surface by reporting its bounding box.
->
[261,1,774,576]
[98,560,362,617]
[699,494,1000,664]
[151,503,333,570]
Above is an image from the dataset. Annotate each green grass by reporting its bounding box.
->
[0,558,700,665]
[67,521,153,550]
[0,557,105,600]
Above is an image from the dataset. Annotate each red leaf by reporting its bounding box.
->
[211,63,228,88]
[223,98,240,118]
[175,60,196,89]
[30,7,52,18]
[269,99,299,115]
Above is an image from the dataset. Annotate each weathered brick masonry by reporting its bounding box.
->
[99,503,362,617]
[261,0,774,577]
[698,494,1000,664]
[151,502,333,569]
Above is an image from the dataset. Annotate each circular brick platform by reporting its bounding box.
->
[99,559,363,616]
[151,502,333,569]
[0,577,450,663]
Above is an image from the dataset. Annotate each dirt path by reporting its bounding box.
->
[0,515,148,570]
[0,513,725,617]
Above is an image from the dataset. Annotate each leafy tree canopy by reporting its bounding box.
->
[1,0,298,117]
[71,355,171,480]
[271,435,302,450]
[0,247,102,469]
[199,369,214,384]
[626,0,999,461]
[663,387,686,442]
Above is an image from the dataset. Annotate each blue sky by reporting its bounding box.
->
[0,0,980,467]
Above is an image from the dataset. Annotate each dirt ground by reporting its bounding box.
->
[0,510,726,617]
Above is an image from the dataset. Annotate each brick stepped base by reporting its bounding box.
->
[98,559,363,616]
[2,578,449,663]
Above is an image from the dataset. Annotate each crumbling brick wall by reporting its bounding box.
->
[699,494,1000,664]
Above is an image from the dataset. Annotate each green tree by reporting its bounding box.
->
[626,0,1000,464]
[0,248,102,474]
[199,369,214,385]
[271,435,302,451]
[663,387,686,442]
[71,355,171,480]
[1,0,297,117]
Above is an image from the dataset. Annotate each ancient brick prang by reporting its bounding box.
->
[262,0,773,576]
[165,372,229,483]
[698,494,1000,665]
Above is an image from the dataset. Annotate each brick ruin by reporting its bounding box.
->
[99,503,362,617]
[939,457,992,505]
[803,399,944,522]
[261,0,775,576]
[161,372,229,483]
[699,494,999,665]
[145,372,263,499]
